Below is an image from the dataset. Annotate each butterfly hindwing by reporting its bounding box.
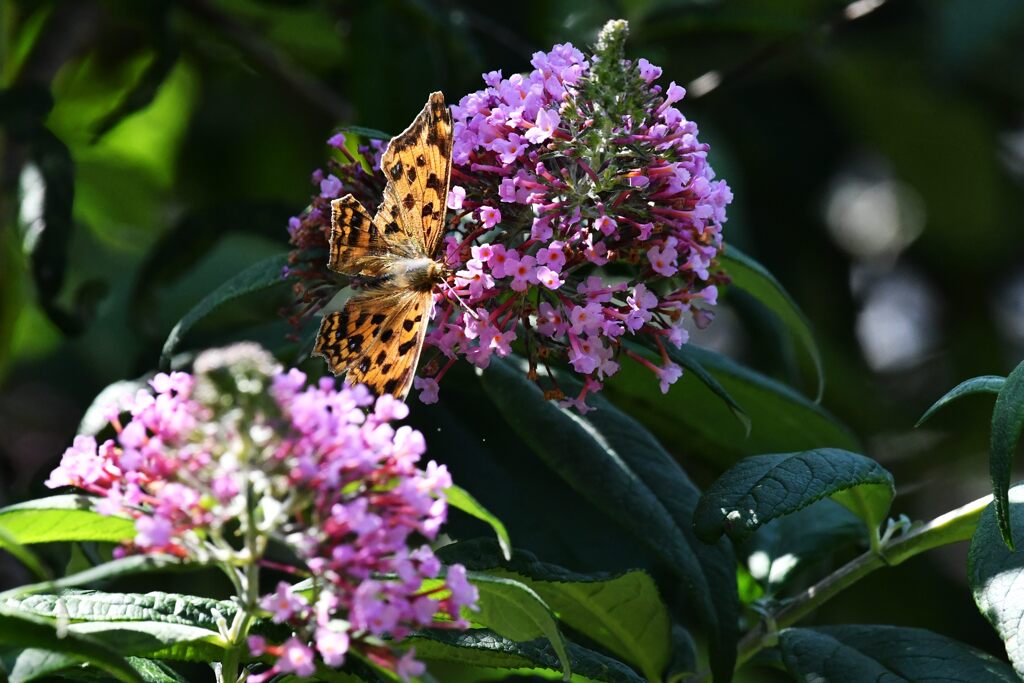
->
[374,91,452,256]
[328,194,387,277]
[313,292,400,377]
[345,289,433,399]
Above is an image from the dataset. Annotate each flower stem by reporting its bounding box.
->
[724,493,992,676]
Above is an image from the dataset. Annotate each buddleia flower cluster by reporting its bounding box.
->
[286,19,732,410]
[45,343,478,681]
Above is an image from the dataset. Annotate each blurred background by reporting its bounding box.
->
[2,0,1024,675]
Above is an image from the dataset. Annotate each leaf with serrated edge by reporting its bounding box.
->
[694,449,894,543]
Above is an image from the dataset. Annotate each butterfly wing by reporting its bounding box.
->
[313,291,400,378]
[328,194,389,277]
[344,289,433,399]
[373,91,452,257]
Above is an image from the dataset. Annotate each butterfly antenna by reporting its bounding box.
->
[439,280,480,320]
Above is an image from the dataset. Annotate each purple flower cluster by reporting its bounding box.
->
[287,20,732,410]
[46,345,478,680]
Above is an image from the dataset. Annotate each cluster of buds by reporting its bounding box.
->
[46,344,478,680]
[286,20,731,410]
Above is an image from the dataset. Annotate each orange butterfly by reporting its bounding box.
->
[313,92,453,400]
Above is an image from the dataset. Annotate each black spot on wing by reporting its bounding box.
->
[421,201,434,218]
[390,162,403,182]
[380,328,394,343]
[425,173,444,192]
[383,378,399,395]
[403,193,416,211]
[398,339,416,355]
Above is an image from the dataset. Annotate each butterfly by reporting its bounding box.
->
[313,91,453,400]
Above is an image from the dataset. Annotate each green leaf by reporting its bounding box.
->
[778,625,1017,682]
[439,540,670,683]
[740,498,866,593]
[2,653,184,683]
[337,124,393,140]
[917,375,1005,426]
[607,344,858,468]
[469,572,571,680]
[479,358,737,682]
[629,339,749,433]
[719,243,824,400]
[0,495,135,545]
[410,629,645,683]
[0,609,142,682]
[68,621,226,661]
[990,360,1024,548]
[445,485,512,561]
[2,590,233,632]
[159,252,292,368]
[968,483,1024,675]
[694,449,894,543]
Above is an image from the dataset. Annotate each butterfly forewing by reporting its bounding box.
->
[315,91,453,400]
[374,91,452,256]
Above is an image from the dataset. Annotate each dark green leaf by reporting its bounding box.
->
[0,609,142,683]
[479,358,737,682]
[468,572,570,679]
[66,621,226,661]
[968,484,1024,675]
[1,653,184,683]
[694,449,894,543]
[439,540,670,683]
[719,244,824,400]
[606,345,858,468]
[917,375,1005,427]
[445,485,512,561]
[778,625,1017,682]
[411,629,645,683]
[159,252,292,368]
[630,339,749,433]
[990,360,1024,548]
[740,498,866,593]
[0,495,135,545]
[336,124,393,140]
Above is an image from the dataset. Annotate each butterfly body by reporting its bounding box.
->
[313,92,453,400]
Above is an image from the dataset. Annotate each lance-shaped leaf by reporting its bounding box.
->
[969,483,1024,675]
[410,629,645,683]
[159,252,292,368]
[719,244,824,400]
[694,449,894,543]
[778,625,1017,682]
[916,375,1005,427]
[990,360,1024,548]
[0,495,135,545]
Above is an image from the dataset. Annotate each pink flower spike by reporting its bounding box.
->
[594,215,617,236]
[397,649,427,683]
[536,266,564,290]
[248,635,268,657]
[657,362,684,393]
[414,377,440,405]
[327,132,347,149]
[478,206,502,229]
[637,58,662,83]
[135,515,173,549]
[320,174,343,199]
[316,625,350,667]
[278,637,317,678]
[524,107,561,144]
[447,185,466,210]
[261,581,309,624]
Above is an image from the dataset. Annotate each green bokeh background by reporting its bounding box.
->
[2,0,1023,678]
